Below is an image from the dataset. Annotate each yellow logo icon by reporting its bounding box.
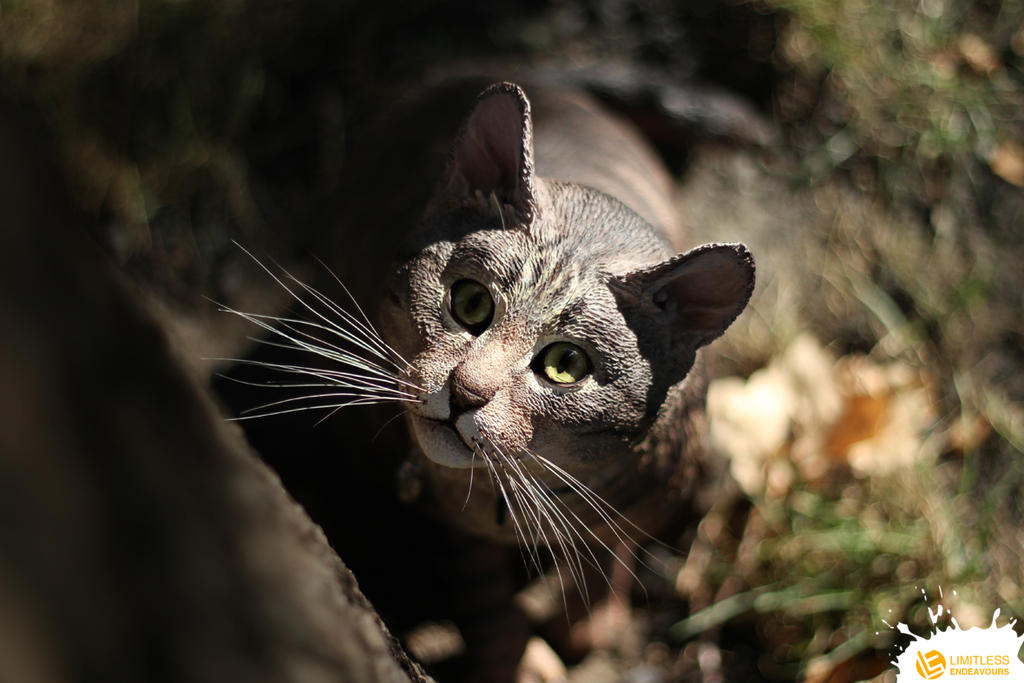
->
[916,650,946,679]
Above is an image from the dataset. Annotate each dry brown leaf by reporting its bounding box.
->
[947,414,991,453]
[958,33,1001,75]
[404,621,465,664]
[834,356,937,476]
[708,334,941,497]
[989,141,1024,187]
[708,334,840,498]
[518,637,568,683]
[1013,24,1024,57]
[825,393,891,461]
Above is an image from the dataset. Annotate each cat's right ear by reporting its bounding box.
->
[617,243,755,352]
[434,82,538,225]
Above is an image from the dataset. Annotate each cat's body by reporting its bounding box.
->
[230,77,754,680]
[358,81,753,556]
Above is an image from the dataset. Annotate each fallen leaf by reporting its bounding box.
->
[989,141,1024,187]
[958,33,1001,75]
[708,334,941,496]
[825,392,890,460]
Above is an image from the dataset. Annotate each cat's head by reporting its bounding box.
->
[381,82,754,485]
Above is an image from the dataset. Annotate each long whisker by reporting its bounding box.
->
[478,451,543,584]
[498,449,590,607]
[480,445,546,580]
[229,397,400,421]
[228,306,390,368]
[526,449,655,547]
[230,354,419,393]
[305,256,414,372]
[210,245,430,427]
[524,448,659,583]
[502,453,614,603]
[372,408,412,443]
[215,305,423,393]
[228,308,419,388]
[287,277,407,372]
[313,255,377,330]
[461,448,477,512]
[216,359,420,401]
[230,242,410,373]
[497,454,548,555]
[248,338,416,391]
[240,390,418,416]
[494,454,568,606]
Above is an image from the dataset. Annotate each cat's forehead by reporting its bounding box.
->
[445,228,534,291]
[443,197,661,279]
[446,227,600,304]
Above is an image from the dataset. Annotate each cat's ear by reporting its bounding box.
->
[437,82,538,225]
[619,243,755,351]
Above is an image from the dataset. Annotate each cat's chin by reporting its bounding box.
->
[408,415,488,470]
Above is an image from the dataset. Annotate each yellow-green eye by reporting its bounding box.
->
[538,342,592,385]
[450,279,494,333]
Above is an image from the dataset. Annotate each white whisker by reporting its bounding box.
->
[229,242,405,371]
[217,359,420,402]
[497,449,588,607]
[372,409,413,443]
[481,446,546,580]
[504,454,613,603]
[212,244,426,425]
[272,287,405,374]
[461,448,477,512]
[229,397,398,421]
[219,305,420,391]
[227,307,416,386]
[298,260,414,372]
[210,243,433,427]
[240,390,419,417]
[225,355,420,396]
[525,448,659,576]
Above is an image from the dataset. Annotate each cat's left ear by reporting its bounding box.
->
[437,82,538,225]
[619,243,755,350]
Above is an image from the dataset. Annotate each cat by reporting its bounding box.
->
[377,81,754,567]
[220,78,755,680]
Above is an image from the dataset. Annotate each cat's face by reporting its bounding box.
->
[379,83,753,522]
[384,185,680,474]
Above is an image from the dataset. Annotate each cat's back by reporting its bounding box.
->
[328,77,682,288]
[528,86,680,245]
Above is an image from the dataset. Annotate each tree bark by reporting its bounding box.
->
[0,93,430,683]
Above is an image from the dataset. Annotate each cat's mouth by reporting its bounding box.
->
[408,414,576,498]
[408,414,490,470]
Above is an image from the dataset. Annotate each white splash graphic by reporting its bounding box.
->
[884,588,1024,681]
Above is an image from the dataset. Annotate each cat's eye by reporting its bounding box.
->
[450,279,494,334]
[537,342,592,385]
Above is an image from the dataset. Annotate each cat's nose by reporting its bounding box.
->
[449,383,488,415]
[449,362,498,415]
